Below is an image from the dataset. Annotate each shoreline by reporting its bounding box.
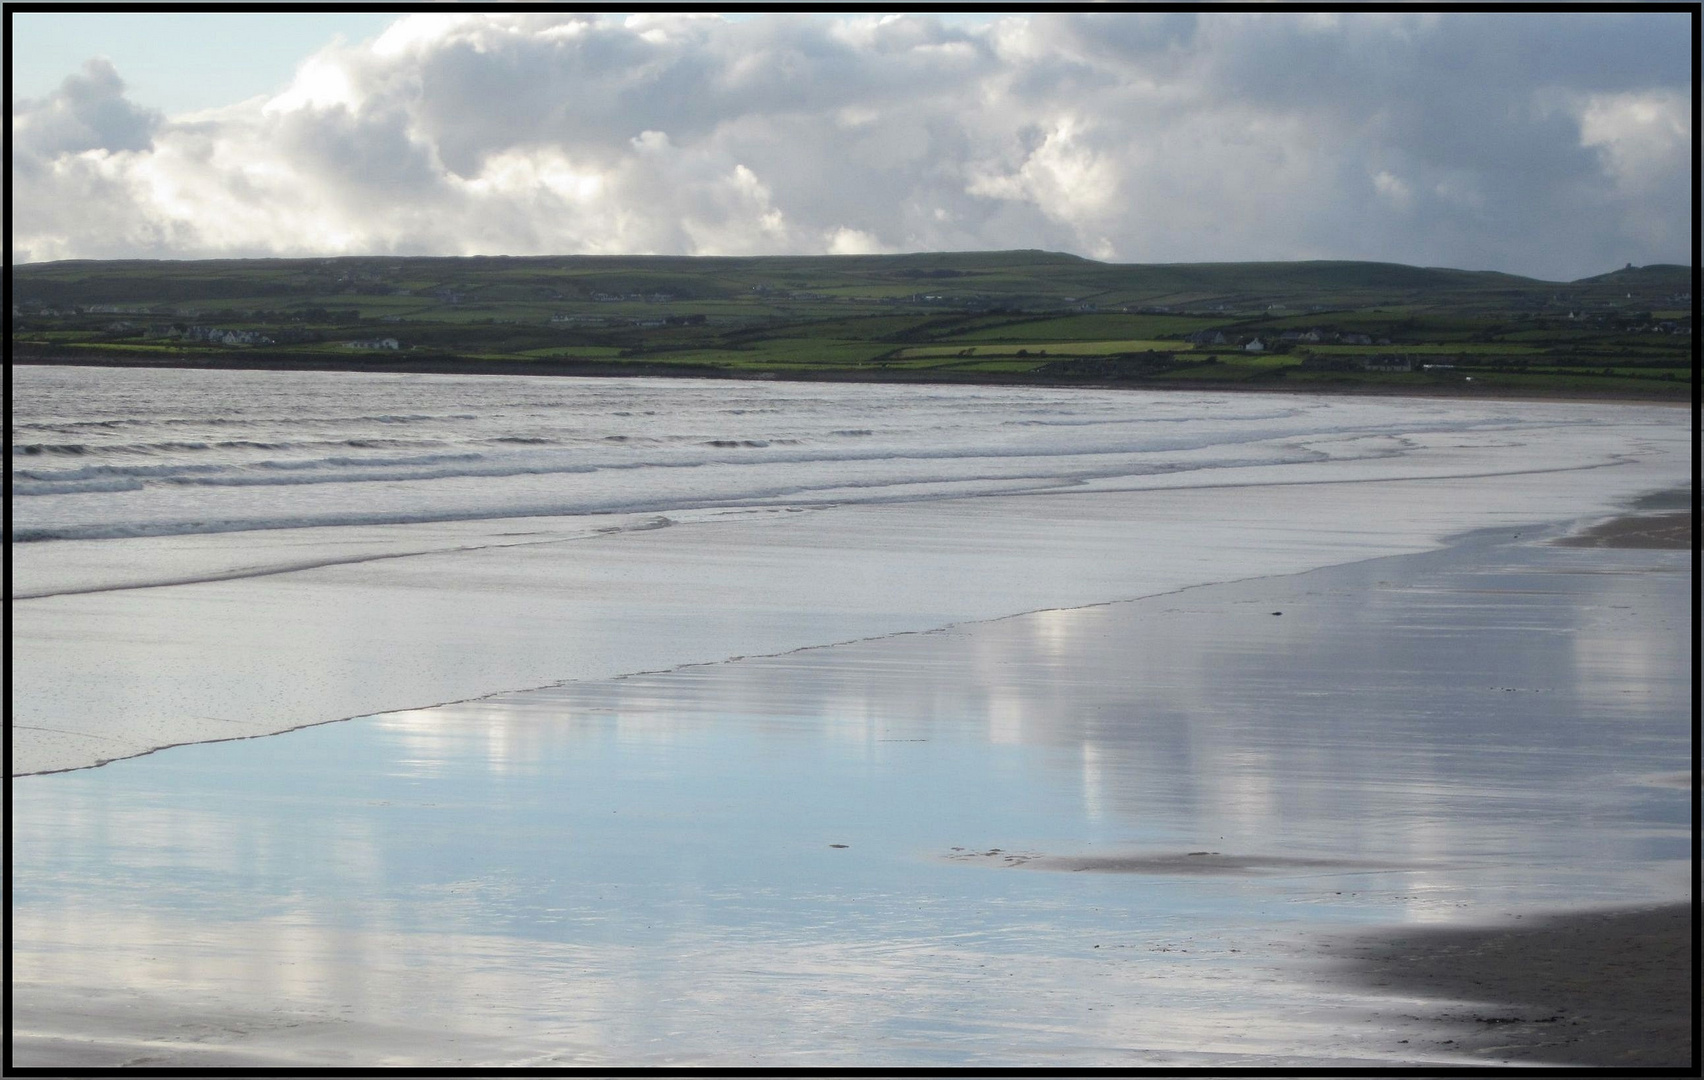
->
[10,351,1692,404]
[12,511,1691,1066]
[13,499,1691,780]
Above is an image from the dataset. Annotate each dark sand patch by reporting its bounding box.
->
[1330,903,1693,1067]
[948,849,1408,876]
[1637,770,1694,789]
[1555,509,1693,549]
[8,986,529,1068]
[1630,487,1695,512]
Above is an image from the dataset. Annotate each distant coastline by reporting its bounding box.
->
[12,348,1689,404]
[13,253,1691,401]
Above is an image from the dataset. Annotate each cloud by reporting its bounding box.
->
[825,226,892,255]
[14,57,163,159]
[1577,89,1691,195]
[10,12,1693,278]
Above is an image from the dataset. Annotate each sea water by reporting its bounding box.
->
[11,366,1456,541]
[10,366,1692,1065]
[11,365,1691,774]
[11,525,1690,1066]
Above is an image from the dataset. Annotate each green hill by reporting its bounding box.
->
[11,252,1692,399]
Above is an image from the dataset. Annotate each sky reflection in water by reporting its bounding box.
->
[11,528,1690,1065]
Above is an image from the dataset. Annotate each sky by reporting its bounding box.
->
[10,10,1694,280]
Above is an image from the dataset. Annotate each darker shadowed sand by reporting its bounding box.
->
[1555,510,1693,549]
[992,847,1694,1066]
[957,849,1412,876]
[1329,903,1695,1067]
[1556,487,1694,549]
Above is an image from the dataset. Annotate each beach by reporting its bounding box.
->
[10,5,1695,1065]
[12,369,1692,777]
[12,499,1692,1065]
[9,369,1693,1066]
[1329,902,1692,1067]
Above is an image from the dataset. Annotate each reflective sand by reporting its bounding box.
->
[12,522,1690,1067]
[13,376,1691,777]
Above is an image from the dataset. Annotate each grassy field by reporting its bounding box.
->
[12,251,1692,398]
[894,340,1190,358]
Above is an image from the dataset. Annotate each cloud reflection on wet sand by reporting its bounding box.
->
[11,527,1689,1066]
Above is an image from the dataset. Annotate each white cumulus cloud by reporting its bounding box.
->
[10,11,1693,278]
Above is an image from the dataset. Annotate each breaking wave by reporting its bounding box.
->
[11,366,1578,544]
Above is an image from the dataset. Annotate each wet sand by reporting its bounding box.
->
[1553,486,1693,550]
[1330,904,1694,1067]
[11,519,1691,1067]
[14,352,1692,403]
[1555,509,1693,549]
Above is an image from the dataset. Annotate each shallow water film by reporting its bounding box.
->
[13,526,1689,1067]
[12,369,1690,776]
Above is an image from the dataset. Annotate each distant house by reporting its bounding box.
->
[1185,329,1227,346]
[1338,332,1374,346]
[184,325,274,346]
[1244,338,1266,352]
[343,337,400,350]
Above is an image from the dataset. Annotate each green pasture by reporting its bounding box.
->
[1445,370,1689,395]
[515,346,627,359]
[1206,353,1300,370]
[53,341,222,355]
[893,339,1190,359]
[15,253,1693,397]
[1303,342,1543,356]
[943,313,1228,342]
[643,338,892,367]
[1520,365,1691,379]
[949,360,1050,373]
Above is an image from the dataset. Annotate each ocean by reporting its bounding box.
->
[11,365,1690,775]
[11,365,1681,545]
[10,365,1692,1065]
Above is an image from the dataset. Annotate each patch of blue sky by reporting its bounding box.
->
[11,11,403,115]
